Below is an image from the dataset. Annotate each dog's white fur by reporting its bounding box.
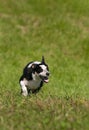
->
[19,57,50,96]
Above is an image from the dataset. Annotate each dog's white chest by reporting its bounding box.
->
[27,80,41,89]
[23,73,42,90]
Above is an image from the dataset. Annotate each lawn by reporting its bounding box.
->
[0,0,89,130]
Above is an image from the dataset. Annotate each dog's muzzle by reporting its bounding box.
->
[39,75,49,83]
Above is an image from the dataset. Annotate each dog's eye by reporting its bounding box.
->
[35,66,43,73]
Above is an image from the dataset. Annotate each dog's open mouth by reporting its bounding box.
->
[40,76,49,83]
[44,77,49,83]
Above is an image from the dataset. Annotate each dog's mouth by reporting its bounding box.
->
[40,76,49,83]
[44,77,49,83]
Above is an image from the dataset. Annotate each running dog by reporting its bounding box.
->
[19,56,50,96]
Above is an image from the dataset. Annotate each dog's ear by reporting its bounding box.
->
[31,64,37,69]
[41,56,45,64]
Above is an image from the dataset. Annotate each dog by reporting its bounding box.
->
[19,56,50,96]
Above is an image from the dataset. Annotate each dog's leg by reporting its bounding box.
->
[27,88,31,95]
[20,80,28,96]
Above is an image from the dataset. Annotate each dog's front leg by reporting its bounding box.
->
[20,80,28,96]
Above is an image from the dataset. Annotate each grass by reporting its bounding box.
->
[0,0,89,129]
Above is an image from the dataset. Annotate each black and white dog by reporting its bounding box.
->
[19,56,50,96]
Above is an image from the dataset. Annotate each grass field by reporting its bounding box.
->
[0,0,89,129]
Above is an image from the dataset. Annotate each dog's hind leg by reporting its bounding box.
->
[27,88,31,95]
[20,80,28,96]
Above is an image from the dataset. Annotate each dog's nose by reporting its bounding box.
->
[46,72,50,76]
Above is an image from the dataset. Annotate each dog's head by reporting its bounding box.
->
[32,56,50,83]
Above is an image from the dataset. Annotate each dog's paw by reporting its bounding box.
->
[22,91,28,96]
[22,93,28,96]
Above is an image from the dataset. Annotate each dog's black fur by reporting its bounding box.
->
[19,56,50,96]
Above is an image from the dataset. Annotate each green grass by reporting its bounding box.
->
[0,0,89,129]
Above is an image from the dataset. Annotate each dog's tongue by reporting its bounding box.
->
[44,79,49,83]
